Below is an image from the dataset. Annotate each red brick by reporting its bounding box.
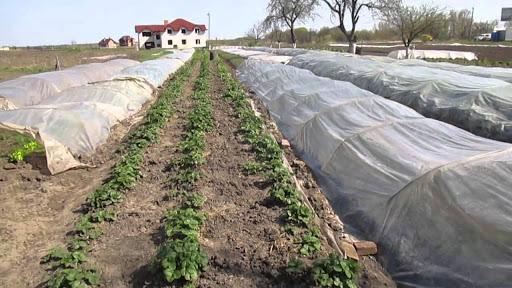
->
[354,241,378,256]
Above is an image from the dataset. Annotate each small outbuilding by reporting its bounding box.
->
[119,35,134,47]
[98,38,118,48]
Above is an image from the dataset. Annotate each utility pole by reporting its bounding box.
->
[469,7,474,40]
[207,12,211,49]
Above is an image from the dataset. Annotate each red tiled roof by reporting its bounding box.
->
[135,18,206,33]
[99,38,117,46]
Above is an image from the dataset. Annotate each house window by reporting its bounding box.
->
[181,28,187,34]
[168,40,173,45]
[142,31,151,37]
[182,39,187,45]
[156,34,161,40]
[167,29,173,34]
[195,39,201,45]
[195,28,200,34]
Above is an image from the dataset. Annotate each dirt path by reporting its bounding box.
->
[87,63,201,287]
[194,61,306,288]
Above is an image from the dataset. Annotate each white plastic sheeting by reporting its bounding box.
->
[247,47,512,83]
[0,79,153,174]
[285,51,512,142]
[238,59,512,288]
[387,49,478,60]
[219,47,292,63]
[114,49,194,87]
[393,59,512,83]
[0,59,139,109]
[0,51,194,174]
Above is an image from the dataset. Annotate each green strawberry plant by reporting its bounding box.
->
[270,181,299,205]
[312,253,358,288]
[153,237,208,285]
[46,267,100,288]
[286,258,306,274]
[298,228,322,256]
[285,200,312,227]
[185,193,206,209]
[164,208,207,239]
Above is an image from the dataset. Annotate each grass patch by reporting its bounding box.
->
[0,66,51,74]
[218,51,245,68]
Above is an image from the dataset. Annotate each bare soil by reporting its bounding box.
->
[0,56,396,288]
[195,61,316,288]
[0,81,167,288]
[0,128,118,287]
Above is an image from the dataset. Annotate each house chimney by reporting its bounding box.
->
[164,20,169,25]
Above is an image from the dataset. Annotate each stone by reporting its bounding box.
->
[340,240,359,261]
[3,163,17,170]
[281,139,291,148]
[354,241,378,256]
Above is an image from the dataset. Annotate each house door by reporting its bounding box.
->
[173,45,178,49]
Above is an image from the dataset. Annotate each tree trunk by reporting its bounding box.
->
[348,41,356,54]
[290,24,296,48]
[405,44,410,59]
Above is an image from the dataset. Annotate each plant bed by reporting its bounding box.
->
[217,53,396,288]
[39,53,200,287]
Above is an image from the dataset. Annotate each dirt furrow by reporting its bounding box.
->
[87,63,201,288]
[194,60,302,288]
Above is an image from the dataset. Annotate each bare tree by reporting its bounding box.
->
[265,0,318,48]
[321,0,378,53]
[246,21,268,40]
[378,0,444,58]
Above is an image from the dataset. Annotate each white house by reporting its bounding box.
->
[135,18,207,49]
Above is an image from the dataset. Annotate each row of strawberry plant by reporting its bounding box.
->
[41,52,200,288]
[216,58,358,288]
[151,51,212,287]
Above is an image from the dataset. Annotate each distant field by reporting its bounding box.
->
[425,57,512,68]
[0,47,170,81]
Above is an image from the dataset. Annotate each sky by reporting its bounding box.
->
[0,0,509,46]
